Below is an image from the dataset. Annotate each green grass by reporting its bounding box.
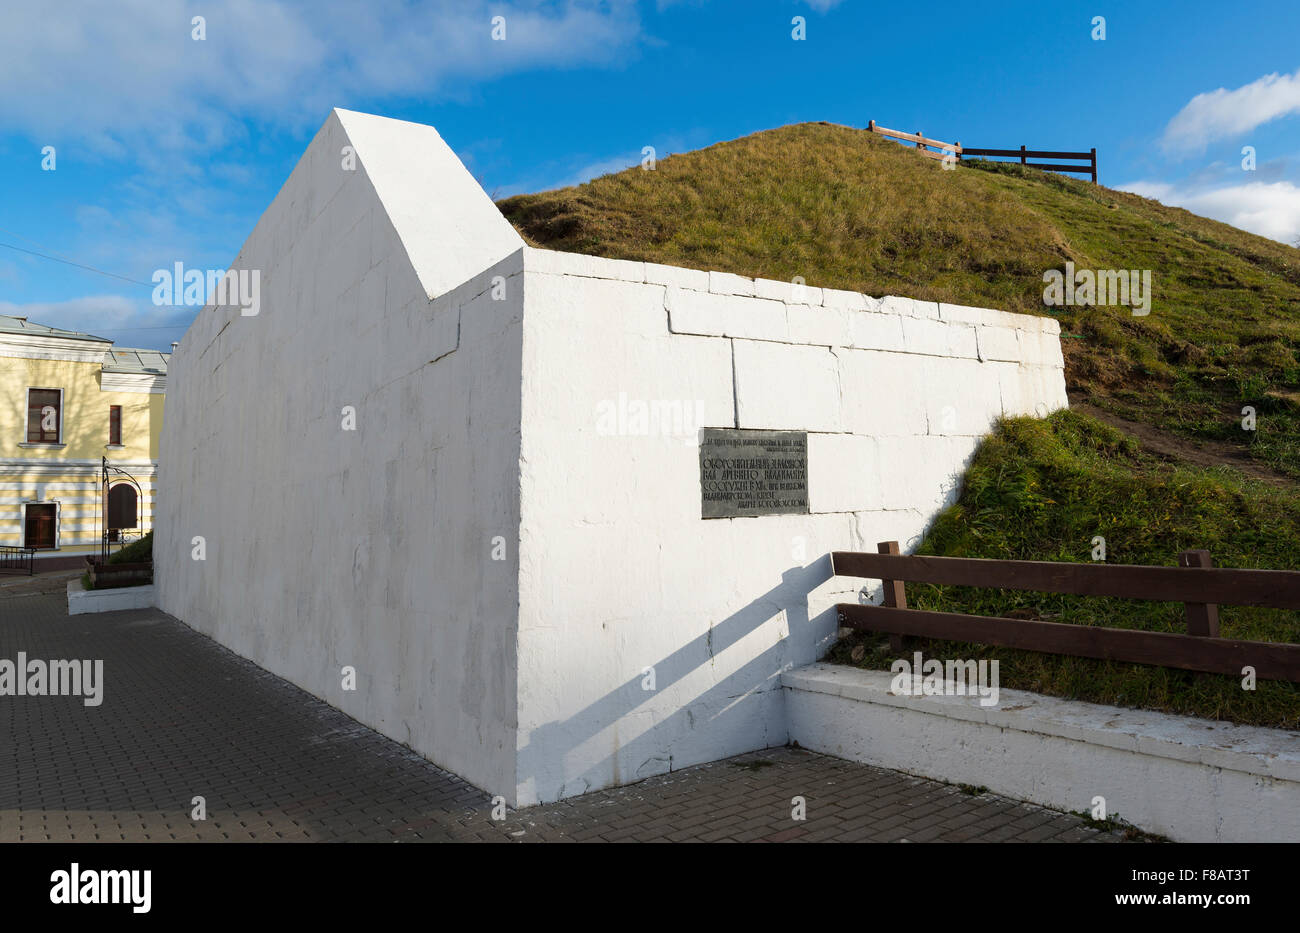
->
[1072,809,1170,842]
[108,531,152,565]
[500,122,1300,479]
[825,410,1300,729]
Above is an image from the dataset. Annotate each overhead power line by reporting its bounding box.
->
[0,240,153,288]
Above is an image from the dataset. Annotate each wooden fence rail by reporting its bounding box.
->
[866,120,961,163]
[832,542,1300,682]
[867,121,1098,183]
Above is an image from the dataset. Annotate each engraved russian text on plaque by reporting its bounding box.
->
[699,428,809,518]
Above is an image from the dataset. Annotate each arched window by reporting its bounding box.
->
[108,484,138,532]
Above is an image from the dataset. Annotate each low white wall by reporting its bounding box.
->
[513,247,1067,805]
[784,663,1300,842]
[68,581,157,615]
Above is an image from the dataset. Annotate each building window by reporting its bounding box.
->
[24,503,57,550]
[26,388,62,443]
[109,405,122,446]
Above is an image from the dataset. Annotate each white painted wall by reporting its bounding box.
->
[157,110,526,798]
[158,108,1070,809]
[513,247,1067,805]
[784,664,1300,842]
[331,109,525,301]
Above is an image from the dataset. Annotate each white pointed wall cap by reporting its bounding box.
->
[331,108,524,301]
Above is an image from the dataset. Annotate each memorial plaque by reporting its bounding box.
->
[699,428,809,518]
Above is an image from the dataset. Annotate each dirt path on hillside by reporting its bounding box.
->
[1069,398,1296,489]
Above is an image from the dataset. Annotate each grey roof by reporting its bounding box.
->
[0,315,169,374]
[103,348,169,376]
[0,314,112,343]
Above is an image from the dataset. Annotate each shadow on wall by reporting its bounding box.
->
[512,437,979,805]
[516,555,838,804]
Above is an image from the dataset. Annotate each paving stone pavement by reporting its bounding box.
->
[0,575,1128,843]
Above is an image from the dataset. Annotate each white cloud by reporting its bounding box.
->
[1162,68,1300,154]
[561,153,642,186]
[802,0,847,10]
[3,3,648,350]
[0,295,196,351]
[1118,181,1174,202]
[492,151,638,198]
[1118,178,1300,244]
[0,0,642,152]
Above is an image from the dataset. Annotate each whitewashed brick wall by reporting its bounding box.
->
[514,247,1067,805]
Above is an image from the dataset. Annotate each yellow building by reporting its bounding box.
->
[0,315,166,569]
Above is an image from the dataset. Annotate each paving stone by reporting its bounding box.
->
[0,582,1128,843]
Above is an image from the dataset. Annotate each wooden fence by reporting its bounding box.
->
[832,541,1300,682]
[866,121,1097,184]
[866,120,962,163]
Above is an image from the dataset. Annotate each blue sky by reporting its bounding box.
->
[2,0,1298,351]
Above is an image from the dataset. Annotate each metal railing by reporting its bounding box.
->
[0,545,36,575]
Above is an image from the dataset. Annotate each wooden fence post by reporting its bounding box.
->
[1090,147,1097,184]
[867,119,875,133]
[1178,549,1220,637]
[879,540,907,652]
[1019,145,1027,165]
[916,131,924,151]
